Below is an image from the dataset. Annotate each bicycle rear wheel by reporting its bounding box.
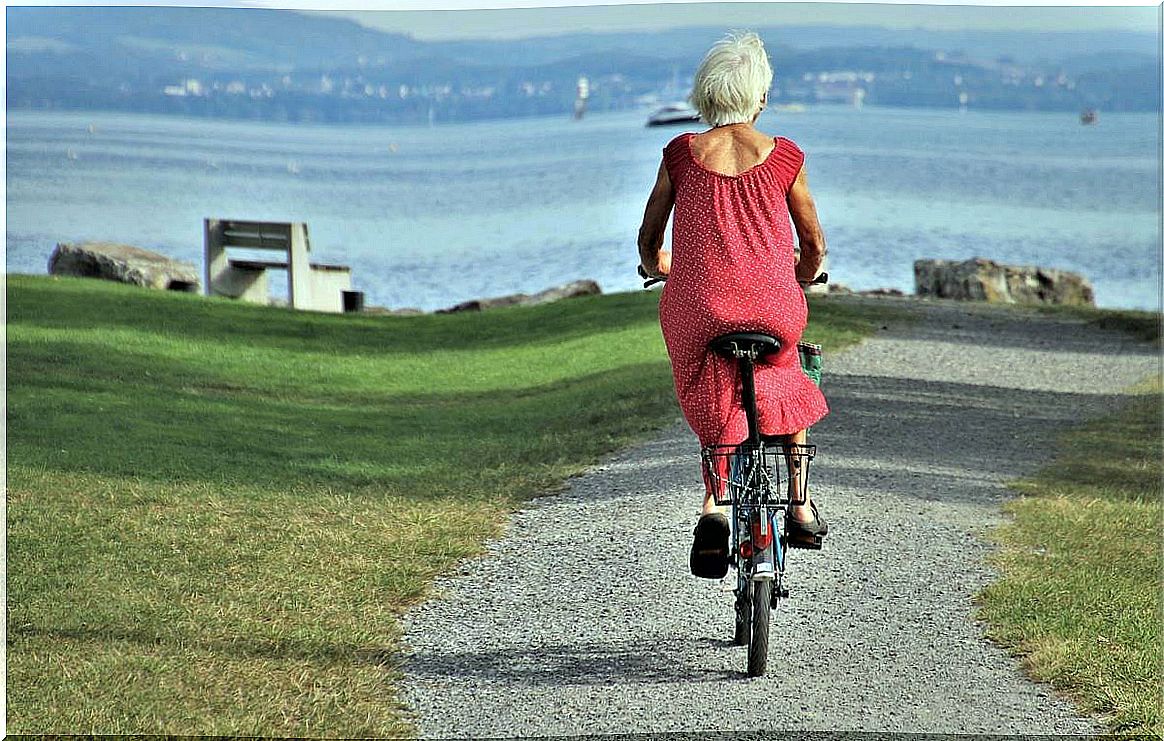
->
[746,578,771,676]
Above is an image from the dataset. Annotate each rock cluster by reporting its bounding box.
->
[914,258,1094,306]
[437,280,602,313]
[818,284,905,298]
[49,242,200,293]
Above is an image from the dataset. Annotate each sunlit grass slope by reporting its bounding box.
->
[7,274,873,735]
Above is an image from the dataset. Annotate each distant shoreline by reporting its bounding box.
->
[7,102,1160,132]
[10,271,1162,315]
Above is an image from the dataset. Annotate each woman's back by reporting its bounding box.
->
[662,129,804,309]
[658,127,819,446]
[687,125,777,177]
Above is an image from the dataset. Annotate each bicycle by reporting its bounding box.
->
[640,266,827,677]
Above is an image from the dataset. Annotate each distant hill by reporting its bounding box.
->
[433,25,1158,68]
[6,6,1158,124]
[6,6,424,71]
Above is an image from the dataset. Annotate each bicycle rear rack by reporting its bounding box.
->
[701,442,815,508]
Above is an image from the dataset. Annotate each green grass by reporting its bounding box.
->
[1038,304,1163,346]
[977,378,1163,737]
[7,275,877,735]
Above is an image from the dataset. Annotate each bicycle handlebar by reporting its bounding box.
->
[637,264,666,288]
[638,265,829,290]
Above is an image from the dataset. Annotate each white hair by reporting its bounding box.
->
[689,31,774,127]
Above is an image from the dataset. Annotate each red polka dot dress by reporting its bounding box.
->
[659,132,829,449]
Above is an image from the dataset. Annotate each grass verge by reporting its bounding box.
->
[1038,304,1162,346]
[7,275,878,735]
[977,377,1163,736]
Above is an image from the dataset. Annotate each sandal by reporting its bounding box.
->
[786,501,828,550]
[690,512,731,579]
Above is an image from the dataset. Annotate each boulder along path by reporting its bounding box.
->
[399,297,1158,736]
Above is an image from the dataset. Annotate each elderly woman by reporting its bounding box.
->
[637,32,830,578]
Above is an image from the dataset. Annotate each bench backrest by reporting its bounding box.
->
[209,220,311,253]
[205,219,313,305]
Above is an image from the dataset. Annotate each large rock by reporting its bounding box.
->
[914,258,1094,306]
[49,241,200,293]
[437,280,601,313]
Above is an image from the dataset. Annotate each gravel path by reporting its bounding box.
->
[399,297,1158,736]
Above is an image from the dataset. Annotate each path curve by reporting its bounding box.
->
[399,297,1157,736]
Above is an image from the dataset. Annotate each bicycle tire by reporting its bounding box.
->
[747,579,771,677]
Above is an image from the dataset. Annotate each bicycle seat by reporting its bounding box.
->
[709,332,782,360]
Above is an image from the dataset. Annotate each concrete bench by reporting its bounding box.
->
[204,219,353,313]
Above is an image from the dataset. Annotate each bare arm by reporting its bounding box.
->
[637,160,675,279]
[787,166,827,283]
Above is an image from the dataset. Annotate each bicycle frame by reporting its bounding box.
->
[706,442,808,595]
[699,341,816,676]
[702,342,812,589]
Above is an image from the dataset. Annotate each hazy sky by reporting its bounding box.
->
[4,0,1156,39]
[308,2,1158,40]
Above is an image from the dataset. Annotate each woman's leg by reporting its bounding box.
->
[702,492,721,515]
[783,429,816,522]
[691,451,732,579]
[701,452,728,515]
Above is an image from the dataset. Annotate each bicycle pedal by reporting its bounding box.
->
[788,536,823,550]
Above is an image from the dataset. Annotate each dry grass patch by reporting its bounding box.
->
[978,380,1162,736]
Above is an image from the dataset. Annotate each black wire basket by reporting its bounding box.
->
[701,442,815,507]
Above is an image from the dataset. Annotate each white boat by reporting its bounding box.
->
[647,102,701,127]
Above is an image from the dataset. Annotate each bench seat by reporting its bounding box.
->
[228,258,351,273]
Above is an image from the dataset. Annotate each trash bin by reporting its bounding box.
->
[342,290,365,313]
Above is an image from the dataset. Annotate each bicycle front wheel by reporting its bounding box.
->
[746,579,771,677]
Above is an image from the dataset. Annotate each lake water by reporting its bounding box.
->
[6,107,1159,311]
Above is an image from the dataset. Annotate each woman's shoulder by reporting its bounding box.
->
[664,132,695,152]
[768,134,804,177]
[748,130,804,162]
[662,132,695,180]
[770,134,803,157]
[754,133,804,188]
